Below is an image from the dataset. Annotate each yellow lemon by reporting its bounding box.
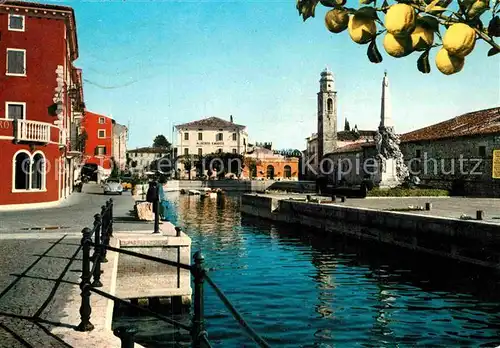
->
[442,23,476,58]
[325,9,349,33]
[348,14,377,44]
[383,33,413,57]
[435,48,464,75]
[411,21,434,51]
[385,4,417,37]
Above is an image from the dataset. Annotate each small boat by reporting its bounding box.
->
[180,189,187,194]
[188,190,201,195]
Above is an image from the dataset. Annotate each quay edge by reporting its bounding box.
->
[240,194,500,269]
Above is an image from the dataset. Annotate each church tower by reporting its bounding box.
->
[317,68,338,160]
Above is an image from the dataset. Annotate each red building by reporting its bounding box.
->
[0,1,84,209]
[81,111,114,176]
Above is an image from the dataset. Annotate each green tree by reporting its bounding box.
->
[297,0,499,75]
[153,134,171,148]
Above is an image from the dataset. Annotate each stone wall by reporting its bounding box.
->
[241,194,500,269]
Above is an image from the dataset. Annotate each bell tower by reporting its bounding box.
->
[317,68,337,161]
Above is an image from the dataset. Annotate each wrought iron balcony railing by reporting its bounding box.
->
[14,119,50,144]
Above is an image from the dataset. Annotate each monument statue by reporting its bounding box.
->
[374,72,409,188]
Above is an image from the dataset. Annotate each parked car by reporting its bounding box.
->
[103,178,123,195]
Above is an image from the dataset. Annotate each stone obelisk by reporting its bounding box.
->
[374,72,409,188]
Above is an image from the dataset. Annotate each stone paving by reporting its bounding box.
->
[0,184,169,347]
[262,193,500,224]
[0,183,156,234]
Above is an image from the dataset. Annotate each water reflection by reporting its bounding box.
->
[115,193,500,347]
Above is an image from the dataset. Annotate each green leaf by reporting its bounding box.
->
[381,0,389,13]
[418,16,440,33]
[367,39,383,63]
[488,46,500,56]
[488,16,500,37]
[356,6,379,20]
[417,49,431,74]
[296,0,320,21]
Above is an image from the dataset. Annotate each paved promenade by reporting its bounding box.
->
[263,193,500,224]
[0,184,164,347]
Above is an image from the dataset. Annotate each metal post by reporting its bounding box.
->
[113,327,138,348]
[100,205,109,263]
[153,182,160,234]
[175,226,182,237]
[192,251,205,348]
[76,228,94,332]
[477,210,484,220]
[91,214,103,288]
[108,199,114,237]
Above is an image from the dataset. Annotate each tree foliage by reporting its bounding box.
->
[297,0,500,74]
[152,134,171,148]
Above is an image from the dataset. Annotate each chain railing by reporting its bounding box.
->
[76,198,270,348]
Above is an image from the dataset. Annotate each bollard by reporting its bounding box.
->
[153,184,160,234]
[113,327,138,348]
[476,210,484,220]
[192,251,205,347]
[341,196,346,203]
[332,195,336,202]
[91,214,103,288]
[108,199,114,237]
[175,226,182,237]
[306,194,311,202]
[425,202,432,211]
[76,228,94,332]
[100,205,109,263]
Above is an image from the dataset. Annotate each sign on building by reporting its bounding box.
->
[492,150,500,179]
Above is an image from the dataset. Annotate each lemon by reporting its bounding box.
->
[348,14,377,44]
[385,4,417,37]
[435,48,464,75]
[325,9,349,33]
[383,33,413,57]
[411,20,434,51]
[442,23,476,58]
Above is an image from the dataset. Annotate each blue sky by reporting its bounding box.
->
[55,0,499,149]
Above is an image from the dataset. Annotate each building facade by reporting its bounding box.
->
[325,72,500,197]
[242,145,299,180]
[0,1,83,209]
[127,147,169,175]
[112,121,128,172]
[175,116,248,157]
[82,111,113,179]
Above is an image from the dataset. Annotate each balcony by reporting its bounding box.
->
[15,120,50,144]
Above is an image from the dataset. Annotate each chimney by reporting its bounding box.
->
[230,115,233,123]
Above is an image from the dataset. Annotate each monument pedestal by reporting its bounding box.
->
[374,158,401,189]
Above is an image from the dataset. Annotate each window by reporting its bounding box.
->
[98,129,105,139]
[6,49,26,76]
[479,146,486,157]
[327,98,333,112]
[216,133,223,141]
[6,102,25,120]
[98,117,105,124]
[198,148,202,156]
[415,149,421,158]
[8,15,24,31]
[184,132,189,141]
[13,151,46,192]
[198,132,203,141]
[232,133,237,141]
[184,148,189,156]
[95,146,106,155]
[284,165,292,178]
[232,149,237,154]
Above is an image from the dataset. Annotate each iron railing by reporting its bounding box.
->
[77,198,270,348]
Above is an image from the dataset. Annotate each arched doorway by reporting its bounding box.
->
[266,165,275,179]
[284,165,291,178]
[14,152,30,190]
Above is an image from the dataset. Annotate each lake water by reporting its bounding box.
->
[114,192,500,347]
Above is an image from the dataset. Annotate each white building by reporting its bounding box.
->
[127,147,169,175]
[175,116,248,157]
